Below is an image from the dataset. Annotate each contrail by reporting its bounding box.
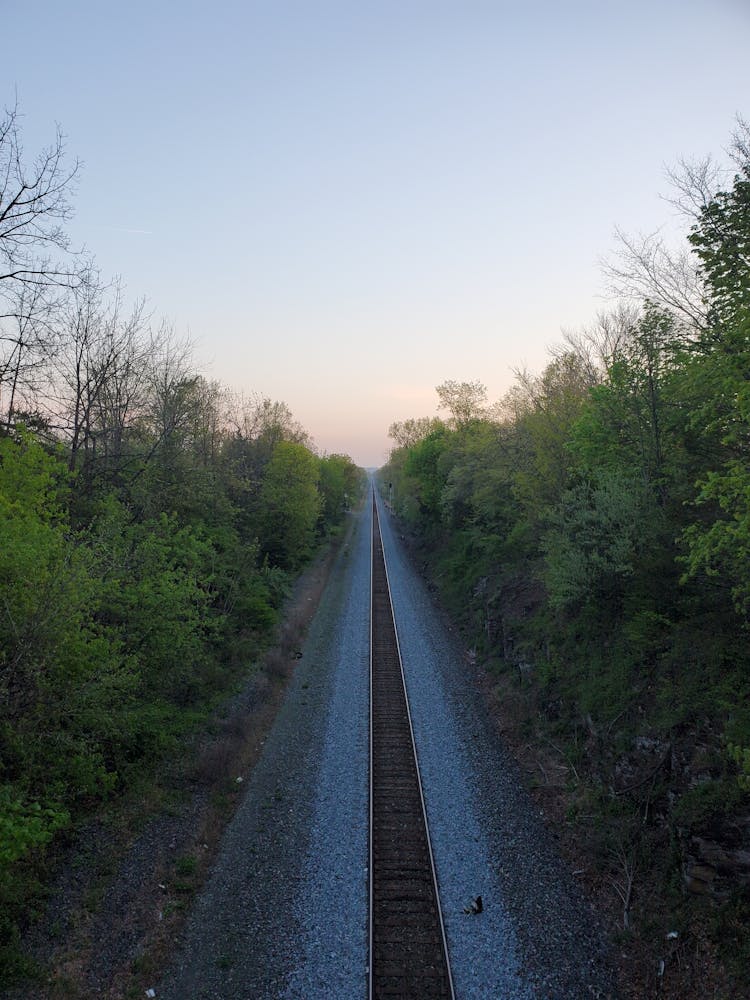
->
[98,226,153,235]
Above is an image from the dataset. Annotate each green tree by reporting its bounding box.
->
[387,416,444,450]
[677,137,750,619]
[318,453,362,530]
[568,307,687,499]
[543,469,655,611]
[511,352,594,523]
[401,425,450,533]
[688,152,750,325]
[258,441,321,570]
[680,309,750,617]
[435,379,487,427]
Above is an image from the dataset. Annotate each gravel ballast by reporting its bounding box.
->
[376,490,615,998]
[159,502,372,1000]
[160,489,615,998]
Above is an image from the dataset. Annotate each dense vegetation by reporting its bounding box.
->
[0,104,363,980]
[382,126,750,989]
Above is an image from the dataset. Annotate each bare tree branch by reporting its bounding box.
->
[601,227,708,331]
[0,101,84,305]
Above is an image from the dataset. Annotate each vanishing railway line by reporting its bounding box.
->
[369,493,455,999]
[161,487,613,1000]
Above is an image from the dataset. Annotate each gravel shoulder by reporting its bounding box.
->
[159,499,372,1000]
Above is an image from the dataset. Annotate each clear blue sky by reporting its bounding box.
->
[6,0,750,466]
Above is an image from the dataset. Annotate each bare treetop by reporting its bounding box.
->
[0,101,81,297]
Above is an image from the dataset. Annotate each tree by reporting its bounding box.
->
[511,353,595,519]
[49,273,150,476]
[318,453,361,529]
[543,469,654,611]
[0,280,57,431]
[229,395,310,451]
[560,303,641,383]
[0,101,81,303]
[435,379,487,427]
[387,416,444,450]
[439,418,516,533]
[88,298,151,478]
[570,307,684,496]
[602,227,708,331]
[674,130,750,618]
[258,441,321,569]
[687,157,750,326]
[602,120,750,336]
[679,307,750,617]
[401,425,450,531]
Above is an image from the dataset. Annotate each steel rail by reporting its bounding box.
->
[368,490,455,999]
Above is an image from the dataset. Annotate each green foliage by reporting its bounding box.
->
[688,163,750,324]
[318,453,363,531]
[672,779,746,835]
[0,788,69,867]
[388,416,444,449]
[94,505,216,703]
[728,745,750,790]
[381,145,750,981]
[401,426,450,532]
[0,400,358,983]
[569,308,683,488]
[679,313,750,617]
[259,441,322,570]
[435,379,488,427]
[0,112,361,984]
[0,431,69,516]
[543,469,655,610]
[511,352,593,520]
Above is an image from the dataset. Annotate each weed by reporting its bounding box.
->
[175,854,197,877]
[710,890,750,979]
[673,780,746,835]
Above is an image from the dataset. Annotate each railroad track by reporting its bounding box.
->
[369,493,455,999]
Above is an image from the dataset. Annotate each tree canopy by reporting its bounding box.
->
[381,123,750,990]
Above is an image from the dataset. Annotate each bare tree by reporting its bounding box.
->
[559,303,642,380]
[728,115,750,170]
[188,377,229,467]
[663,154,723,221]
[137,324,202,469]
[0,279,58,430]
[48,273,148,473]
[53,273,108,468]
[227,393,310,449]
[0,100,81,303]
[89,294,151,475]
[602,117,750,332]
[602,227,708,331]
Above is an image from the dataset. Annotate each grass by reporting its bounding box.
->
[174,854,197,877]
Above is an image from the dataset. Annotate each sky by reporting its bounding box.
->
[5,0,750,467]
